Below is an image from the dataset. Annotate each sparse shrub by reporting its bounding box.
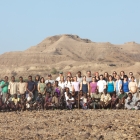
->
[51,68,58,75]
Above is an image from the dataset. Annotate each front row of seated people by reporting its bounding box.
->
[0,87,140,111]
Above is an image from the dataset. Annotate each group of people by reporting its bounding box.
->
[0,70,140,111]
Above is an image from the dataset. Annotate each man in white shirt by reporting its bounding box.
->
[56,71,65,81]
[45,74,54,85]
[86,71,92,83]
[77,71,83,83]
[8,76,18,97]
[18,76,26,98]
[65,93,75,110]
[97,75,107,94]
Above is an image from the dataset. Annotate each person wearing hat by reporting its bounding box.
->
[56,71,65,82]
[45,74,54,85]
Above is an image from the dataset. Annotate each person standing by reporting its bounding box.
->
[77,71,83,83]
[107,75,115,96]
[18,76,27,98]
[0,76,9,103]
[72,76,80,97]
[80,76,89,94]
[45,74,54,85]
[97,75,107,94]
[89,77,97,98]
[86,71,92,83]
[26,76,35,100]
[8,76,18,97]
[122,75,129,94]
[129,76,138,94]
[115,75,122,97]
[38,77,46,98]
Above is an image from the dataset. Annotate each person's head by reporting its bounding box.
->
[116,75,120,80]
[11,76,15,82]
[46,92,50,97]
[21,94,25,99]
[73,76,77,82]
[79,90,83,96]
[82,76,86,81]
[120,71,125,77]
[128,93,132,99]
[95,72,99,77]
[100,74,103,80]
[19,76,23,82]
[87,71,91,77]
[104,72,108,78]
[83,93,87,98]
[59,71,63,77]
[55,81,58,86]
[35,75,40,81]
[112,92,116,97]
[129,72,133,77]
[95,88,99,94]
[77,71,81,77]
[108,75,112,81]
[28,75,32,81]
[29,92,32,97]
[54,92,58,97]
[65,87,69,93]
[14,94,17,99]
[48,74,52,80]
[38,93,42,98]
[60,76,64,82]
[123,75,128,81]
[67,72,72,77]
[92,77,96,82]
[71,77,74,82]
[120,89,124,94]
[113,71,117,77]
[4,76,8,82]
[40,77,45,83]
[68,93,72,98]
[47,82,51,87]
[131,76,135,82]
[67,76,71,81]
[104,89,107,94]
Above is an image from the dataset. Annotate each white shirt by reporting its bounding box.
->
[77,77,83,83]
[58,82,65,89]
[97,80,107,92]
[45,79,54,84]
[56,76,65,81]
[65,81,73,92]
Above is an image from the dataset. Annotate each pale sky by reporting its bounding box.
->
[0,0,140,54]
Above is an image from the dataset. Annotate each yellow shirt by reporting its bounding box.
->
[101,94,111,104]
[12,98,20,105]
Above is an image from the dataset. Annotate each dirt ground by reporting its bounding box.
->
[0,110,140,140]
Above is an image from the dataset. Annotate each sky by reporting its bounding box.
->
[0,0,140,54]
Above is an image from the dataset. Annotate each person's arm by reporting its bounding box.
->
[88,82,89,93]
[38,84,40,93]
[43,84,47,94]
[128,82,131,91]
[32,84,35,93]
[8,84,10,94]
[119,80,122,91]
[26,82,30,93]
[104,81,107,89]
[80,82,82,90]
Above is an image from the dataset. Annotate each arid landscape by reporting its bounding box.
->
[0,110,140,140]
[0,34,140,79]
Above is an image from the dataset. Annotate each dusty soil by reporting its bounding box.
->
[0,110,140,140]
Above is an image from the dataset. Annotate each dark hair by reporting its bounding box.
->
[19,76,23,79]
[77,71,81,74]
[40,77,45,83]
[35,75,40,81]
[124,75,128,79]
[28,75,32,78]
[100,74,103,77]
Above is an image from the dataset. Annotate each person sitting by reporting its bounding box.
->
[1,93,11,111]
[116,89,127,109]
[125,93,135,110]
[19,94,27,111]
[51,92,59,109]
[44,92,52,110]
[80,93,88,109]
[92,89,101,109]
[110,92,118,109]
[87,94,93,109]
[66,93,75,110]
[11,94,20,111]
[26,92,33,110]
[33,93,44,110]
[134,92,140,110]
[100,89,111,109]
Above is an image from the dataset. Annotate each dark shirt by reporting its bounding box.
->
[27,81,35,92]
